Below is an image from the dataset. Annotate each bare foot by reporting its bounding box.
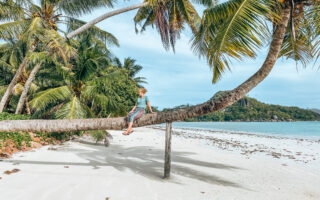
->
[122,130,134,135]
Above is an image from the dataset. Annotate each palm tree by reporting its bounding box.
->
[1,0,320,132]
[0,0,210,113]
[0,0,114,113]
[0,40,27,86]
[113,57,147,87]
[28,34,124,119]
[0,39,32,111]
[14,29,78,114]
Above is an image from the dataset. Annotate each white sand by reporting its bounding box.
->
[0,127,319,200]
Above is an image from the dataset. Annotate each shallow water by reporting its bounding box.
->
[159,121,320,139]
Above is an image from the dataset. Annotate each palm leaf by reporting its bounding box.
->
[0,85,8,98]
[0,59,15,72]
[55,0,114,17]
[29,85,72,111]
[55,96,88,119]
[21,17,46,40]
[307,2,320,68]
[28,51,49,65]
[279,25,313,68]
[0,20,29,40]
[192,0,275,83]
[0,1,25,21]
[135,0,201,51]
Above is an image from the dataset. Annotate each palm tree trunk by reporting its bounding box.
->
[0,6,291,132]
[25,96,31,115]
[0,40,38,113]
[67,2,148,39]
[15,63,41,114]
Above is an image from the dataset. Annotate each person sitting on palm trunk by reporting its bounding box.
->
[122,88,155,135]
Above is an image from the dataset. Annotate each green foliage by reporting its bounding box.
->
[26,34,144,119]
[44,131,82,141]
[89,130,108,143]
[0,112,30,120]
[0,131,32,149]
[56,96,89,119]
[0,112,31,149]
[134,0,202,51]
[30,86,73,112]
[192,0,320,83]
[192,0,275,83]
[114,57,147,87]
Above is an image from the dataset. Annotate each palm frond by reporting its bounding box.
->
[24,17,45,36]
[135,0,200,51]
[307,2,320,68]
[279,25,313,68]
[37,29,77,63]
[29,85,72,111]
[0,85,8,98]
[0,1,25,21]
[55,96,88,119]
[56,0,114,17]
[0,20,29,40]
[0,40,27,66]
[27,51,48,65]
[29,82,40,94]
[190,0,218,7]
[0,59,15,72]
[192,0,275,83]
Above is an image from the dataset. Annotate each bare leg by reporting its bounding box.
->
[127,122,133,132]
[122,121,134,135]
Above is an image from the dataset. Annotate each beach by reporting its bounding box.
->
[0,126,319,200]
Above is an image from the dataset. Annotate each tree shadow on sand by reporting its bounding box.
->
[1,142,245,188]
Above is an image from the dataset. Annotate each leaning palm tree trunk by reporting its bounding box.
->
[67,2,148,39]
[15,63,41,114]
[25,96,31,115]
[0,6,291,133]
[0,40,38,113]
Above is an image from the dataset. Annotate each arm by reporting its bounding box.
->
[147,101,154,113]
[130,103,137,113]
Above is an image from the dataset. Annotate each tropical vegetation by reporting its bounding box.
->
[0,0,319,134]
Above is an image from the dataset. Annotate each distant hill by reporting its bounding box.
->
[163,91,320,122]
[311,109,320,115]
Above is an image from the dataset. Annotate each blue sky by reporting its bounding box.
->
[80,1,320,110]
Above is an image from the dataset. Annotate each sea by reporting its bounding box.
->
[158,121,320,139]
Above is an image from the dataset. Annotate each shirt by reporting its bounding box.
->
[136,95,149,108]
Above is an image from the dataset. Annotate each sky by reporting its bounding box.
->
[79,1,320,110]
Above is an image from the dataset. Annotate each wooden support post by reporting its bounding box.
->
[164,122,172,178]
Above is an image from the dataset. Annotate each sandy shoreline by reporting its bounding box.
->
[0,127,319,200]
[151,125,320,167]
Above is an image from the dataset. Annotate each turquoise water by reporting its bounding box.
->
[161,121,320,139]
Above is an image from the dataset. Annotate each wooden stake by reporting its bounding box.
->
[164,122,172,178]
